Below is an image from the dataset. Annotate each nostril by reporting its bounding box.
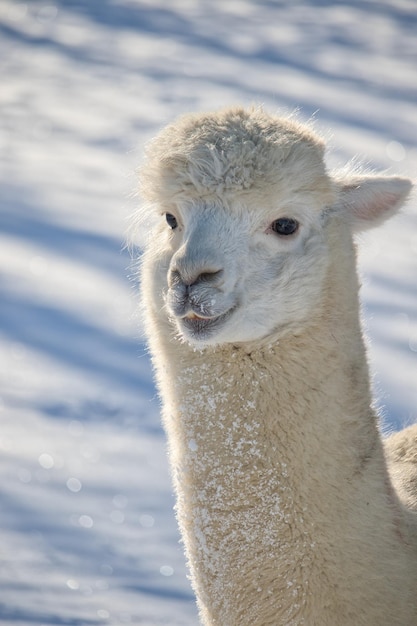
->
[169,266,224,288]
[198,269,223,284]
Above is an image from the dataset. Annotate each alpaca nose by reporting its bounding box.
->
[169,226,225,287]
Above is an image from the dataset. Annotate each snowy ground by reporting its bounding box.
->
[0,1,416,624]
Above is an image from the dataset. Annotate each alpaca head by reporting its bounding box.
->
[140,107,412,347]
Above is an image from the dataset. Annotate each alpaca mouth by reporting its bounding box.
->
[184,312,208,321]
[179,307,235,340]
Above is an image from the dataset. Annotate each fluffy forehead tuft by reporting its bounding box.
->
[140,107,334,206]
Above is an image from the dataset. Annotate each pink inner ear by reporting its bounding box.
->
[341,176,412,227]
[353,191,400,221]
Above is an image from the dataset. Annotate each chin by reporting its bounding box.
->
[176,316,231,347]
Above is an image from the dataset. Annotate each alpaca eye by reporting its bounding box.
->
[165,213,178,229]
[271,218,299,236]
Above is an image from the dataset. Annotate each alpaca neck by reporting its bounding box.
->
[163,324,400,624]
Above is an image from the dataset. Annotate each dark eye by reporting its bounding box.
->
[271,218,299,236]
[165,213,178,229]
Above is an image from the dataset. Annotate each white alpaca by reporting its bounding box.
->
[138,107,417,625]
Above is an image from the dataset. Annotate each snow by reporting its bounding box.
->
[0,0,415,623]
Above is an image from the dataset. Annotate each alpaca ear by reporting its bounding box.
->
[336,174,413,231]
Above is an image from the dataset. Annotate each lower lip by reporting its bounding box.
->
[180,309,234,338]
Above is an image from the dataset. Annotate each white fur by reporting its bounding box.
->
[138,107,416,625]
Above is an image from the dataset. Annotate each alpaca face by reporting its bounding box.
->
[151,195,331,347]
[140,108,412,348]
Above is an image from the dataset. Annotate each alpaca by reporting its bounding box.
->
[138,107,417,625]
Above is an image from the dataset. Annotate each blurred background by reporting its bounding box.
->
[0,1,416,624]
